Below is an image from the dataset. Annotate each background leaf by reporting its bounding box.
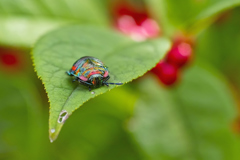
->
[0,0,109,47]
[196,7,240,94]
[0,17,68,47]
[146,0,240,35]
[129,64,239,160]
[32,25,171,142]
[0,71,45,160]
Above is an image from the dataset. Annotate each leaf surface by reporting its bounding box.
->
[0,0,109,47]
[146,0,240,34]
[196,8,240,91]
[32,25,171,142]
[130,64,239,160]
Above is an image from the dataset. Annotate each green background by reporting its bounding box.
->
[1,0,240,160]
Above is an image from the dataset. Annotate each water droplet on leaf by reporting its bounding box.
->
[51,129,55,133]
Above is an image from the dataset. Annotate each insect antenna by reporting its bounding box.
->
[103,82,123,85]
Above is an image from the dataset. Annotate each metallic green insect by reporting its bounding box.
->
[67,56,122,91]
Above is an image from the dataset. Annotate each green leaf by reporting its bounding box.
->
[0,0,109,47]
[130,64,239,160]
[146,0,240,35]
[32,25,171,142]
[0,16,69,47]
[196,8,240,90]
[0,71,45,159]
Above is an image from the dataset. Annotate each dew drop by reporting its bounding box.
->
[91,91,95,94]
[51,129,55,133]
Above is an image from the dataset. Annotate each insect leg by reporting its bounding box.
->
[77,79,93,91]
[77,79,93,86]
[72,77,78,82]
[103,76,110,85]
[103,75,110,86]
[66,71,73,76]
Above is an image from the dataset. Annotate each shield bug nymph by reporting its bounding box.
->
[67,56,122,91]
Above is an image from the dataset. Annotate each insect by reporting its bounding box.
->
[67,56,123,91]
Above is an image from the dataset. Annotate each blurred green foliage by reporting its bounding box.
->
[196,8,240,93]
[131,64,239,160]
[146,0,240,35]
[0,0,240,160]
[0,0,109,47]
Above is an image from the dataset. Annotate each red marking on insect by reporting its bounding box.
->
[103,71,109,78]
[79,75,88,81]
[88,71,102,77]
[71,66,77,71]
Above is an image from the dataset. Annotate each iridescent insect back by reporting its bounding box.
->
[67,56,123,91]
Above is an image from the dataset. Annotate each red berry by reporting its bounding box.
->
[141,18,160,38]
[117,16,160,41]
[166,42,192,68]
[0,47,24,72]
[112,0,160,41]
[0,53,18,66]
[110,0,148,25]
[152,61,179,86]
[117,15,136,34]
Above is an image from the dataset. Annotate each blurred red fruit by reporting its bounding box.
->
[141,18,160,38]
[116,15,160,41]
[152,61,179,86]
[112,0,160,41]
[0,47,23,72]
[0,53,18,66]
[166,42,192,67]
[117,15,136,34]
[117,15,146,41]
[111,0,148,25]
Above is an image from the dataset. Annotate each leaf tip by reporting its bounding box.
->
[49,138,54,143]
[49,127,61,143]
[49,131,57,143]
